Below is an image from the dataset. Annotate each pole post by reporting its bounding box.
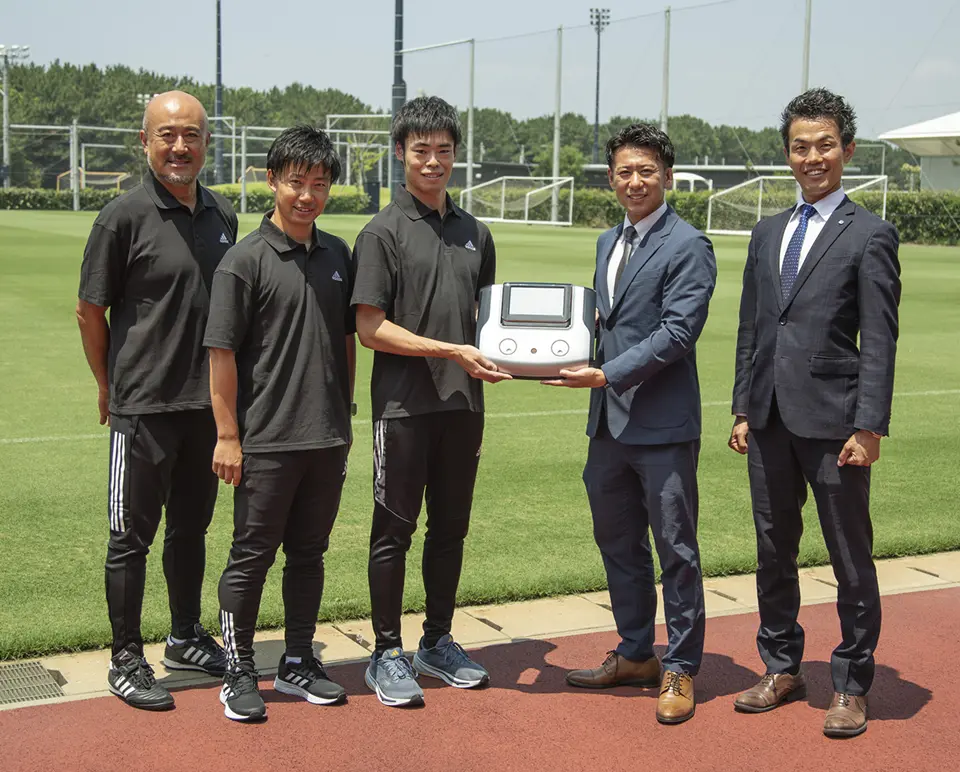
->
[214,0,224,184]
[661,7,671,134]
[551,26,563,223]
[466,38,475,213]
[240,126,247,214]
[802,0,812,91]
[71,118,80,211]
[391,0,406,201]
[2,52,9,189]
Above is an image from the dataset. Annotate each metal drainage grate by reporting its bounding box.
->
[0,661,64,705]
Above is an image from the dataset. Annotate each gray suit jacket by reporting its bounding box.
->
[588,206,717,444]
[731,197,901,439]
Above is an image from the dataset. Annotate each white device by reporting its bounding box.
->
[476,282,597,379]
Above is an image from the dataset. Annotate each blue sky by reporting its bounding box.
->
[5,0,960,135]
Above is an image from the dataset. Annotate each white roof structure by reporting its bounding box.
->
[879,112,960,157]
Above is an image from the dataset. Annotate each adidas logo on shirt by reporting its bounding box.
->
[332,271,343,282]
[465,240,476,251]
[219,233,230,244]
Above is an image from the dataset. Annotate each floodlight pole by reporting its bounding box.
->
[1,44,31,188]
[551,26,563,223]
[399,37,475,211]
[660,7,671,134]
[214,0,224,184]
[801,0,812,91]
[590,9,610,164]
[240,126,247,213]
[391,0,406,202]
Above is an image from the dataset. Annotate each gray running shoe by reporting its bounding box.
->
[364,648,424,707]
[413,634,490,688]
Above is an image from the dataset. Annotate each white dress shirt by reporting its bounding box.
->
[607,201,668,303]
[778,186,846,271]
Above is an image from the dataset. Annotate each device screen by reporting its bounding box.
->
[501,283,571,326]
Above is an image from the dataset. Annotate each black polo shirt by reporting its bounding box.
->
[351,185,496,420]
[78,172,238,415]
[203,213,355,453]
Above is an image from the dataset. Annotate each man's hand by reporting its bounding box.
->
[729,416,749,454]
[838,431,881,467]
[451,345,512,383]
[212,437,243,486]
[541,366,607,388]
[97,386,110,426]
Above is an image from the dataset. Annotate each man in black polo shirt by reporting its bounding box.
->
[76,91,235,710]
[204,126,355,722]
[352,96,510,708]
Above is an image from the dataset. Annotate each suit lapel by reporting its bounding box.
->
[611,208,676,313]
[783,197,855,310]
[596,224,621,317]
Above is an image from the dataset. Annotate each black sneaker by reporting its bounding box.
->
[162,623,228,677]
[274,655,346,705]
[220,662,266,722]
[108,644,174,711]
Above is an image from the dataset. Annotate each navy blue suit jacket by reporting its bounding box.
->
[588,206,717,444]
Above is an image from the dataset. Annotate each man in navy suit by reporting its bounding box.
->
[545,124,716,725]
[729,89,901,738]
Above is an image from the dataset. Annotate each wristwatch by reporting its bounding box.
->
[350,402,358,417]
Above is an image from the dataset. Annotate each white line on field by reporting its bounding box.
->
[1,389,956,445]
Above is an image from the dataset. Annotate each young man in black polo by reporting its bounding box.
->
[204,126,355,722]
[77,91,234,711]
[352,96,510,708]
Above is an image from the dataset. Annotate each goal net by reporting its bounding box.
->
[56,170,135,192]
[706,175,889,236]
[460,177,575,226]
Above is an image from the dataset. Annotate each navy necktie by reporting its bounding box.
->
[781,203,816,300]
[614,225,638,300]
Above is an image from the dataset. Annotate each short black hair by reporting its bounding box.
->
[780,88,857,149]
[266,125,341,182]
[392,96,462,151]
[605,123,675,169]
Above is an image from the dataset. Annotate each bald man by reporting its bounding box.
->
[77,91,238,710]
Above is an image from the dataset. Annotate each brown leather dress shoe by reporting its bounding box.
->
[566,651,660,689]
[734,672,808,713]
[656,671,695,724]
[823,693,867,738]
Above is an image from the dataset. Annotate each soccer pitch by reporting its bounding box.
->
[1,210,958,659]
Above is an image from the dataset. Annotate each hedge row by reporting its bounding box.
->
[2,185,958,245]
[0,182,370,216]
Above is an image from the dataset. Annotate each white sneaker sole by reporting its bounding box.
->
[412,654,489,688]
[364,669,424,707]
[219,687,266,721]
[273,677,345,705]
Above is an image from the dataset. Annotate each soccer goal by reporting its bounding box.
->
[56,170,134,192]
[460,176,575,226]
[706,175,889,236]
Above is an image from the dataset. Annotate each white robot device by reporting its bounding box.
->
[476,282,597,379]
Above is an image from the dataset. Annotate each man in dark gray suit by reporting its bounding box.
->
[545,124,716,725]
[729,89,901,738]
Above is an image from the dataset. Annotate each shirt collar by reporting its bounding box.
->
[258,211,327,254]
[622,201,668,241]
[795,186,846,221]
[143,170,214,211]
[394,184,462,221]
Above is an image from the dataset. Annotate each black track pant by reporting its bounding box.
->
[105,410,219,656]
[369,410,484,652]
[218,447,347,668]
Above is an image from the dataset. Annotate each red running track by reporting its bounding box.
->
[4,587,959,772]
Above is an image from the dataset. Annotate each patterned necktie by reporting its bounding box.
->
[614,225,638,300]
[781,203,816,300]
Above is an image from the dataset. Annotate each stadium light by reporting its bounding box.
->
[1,44,30,189]
[589,9,610,164]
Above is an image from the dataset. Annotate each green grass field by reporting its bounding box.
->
[1,210,958,660]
